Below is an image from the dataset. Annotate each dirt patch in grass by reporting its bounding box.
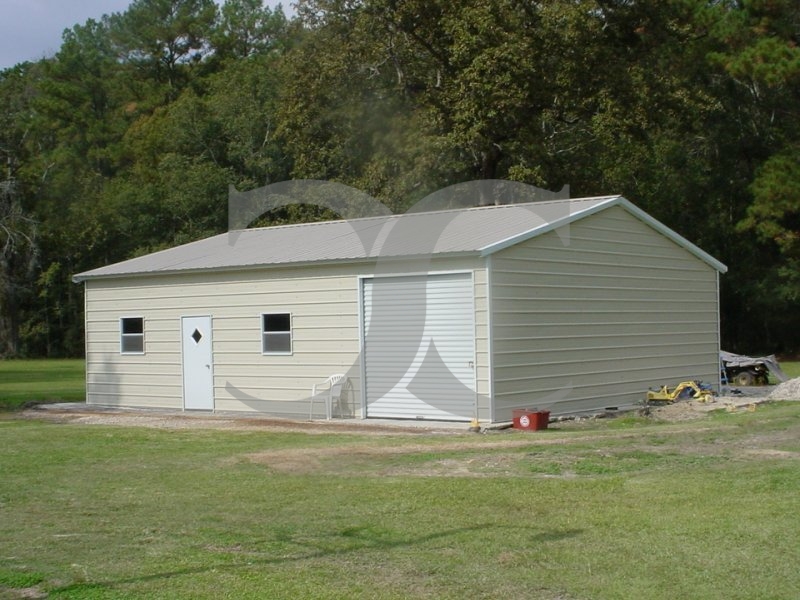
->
[20,407,457,435]
[242,440,540,474]
[19,397,800,480]
[20,381,784,433]
[744,448,800,459]
[242,421,800,477]
[0,588,48,599]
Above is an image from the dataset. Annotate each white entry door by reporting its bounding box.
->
[182,315,214,410]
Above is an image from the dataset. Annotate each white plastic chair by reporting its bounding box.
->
[310,374,346,420]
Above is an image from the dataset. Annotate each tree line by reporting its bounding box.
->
[1,0,798,358]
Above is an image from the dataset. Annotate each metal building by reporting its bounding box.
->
[74,196,727,422]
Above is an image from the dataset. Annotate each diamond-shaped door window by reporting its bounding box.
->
[191,328,203,344]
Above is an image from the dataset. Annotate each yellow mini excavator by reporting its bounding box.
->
[646,381,715,403]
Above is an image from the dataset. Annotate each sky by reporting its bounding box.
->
[0,0,291,70]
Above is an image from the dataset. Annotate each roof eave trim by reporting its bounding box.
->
[614,198,728,273]
[480,196,728,274]
[72,250,481,283]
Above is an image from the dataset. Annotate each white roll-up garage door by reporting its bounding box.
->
[362,273,476,420]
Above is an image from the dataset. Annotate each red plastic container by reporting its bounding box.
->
[512,409,550,431]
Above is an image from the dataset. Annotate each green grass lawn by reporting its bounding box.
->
[2,404,799,599]
[779,360,800,379]
[0,359,85,410]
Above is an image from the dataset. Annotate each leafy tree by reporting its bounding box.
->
[0,0,798,356]
[0,180,38,356]
[0,64,41,356]
[708,0,800,350]
[16,19,132,356]
[213,0,289,61]
[109,0,218,99]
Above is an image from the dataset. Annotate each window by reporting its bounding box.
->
[262,313,292,354]
[120,317,144,354]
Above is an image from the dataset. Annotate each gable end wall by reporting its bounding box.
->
[490,205,721,420]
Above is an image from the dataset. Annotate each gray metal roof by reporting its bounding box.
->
[73,195,726,282]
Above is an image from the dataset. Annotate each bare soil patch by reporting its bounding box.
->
[20,392,800,479]
[0,587,47,599]
[243,439,542,474]
[23,378,787,433]
[645,384,777,421]
[21,405,456,435]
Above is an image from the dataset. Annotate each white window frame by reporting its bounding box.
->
[120,316,145,355]
[261,312,292,355]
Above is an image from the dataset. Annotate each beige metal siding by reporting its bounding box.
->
[84,257,490,419]
[490,205,720,420]
[85,265,362,416]
[473,266,491,421]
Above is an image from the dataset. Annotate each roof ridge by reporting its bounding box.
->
[238,196,619,233]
